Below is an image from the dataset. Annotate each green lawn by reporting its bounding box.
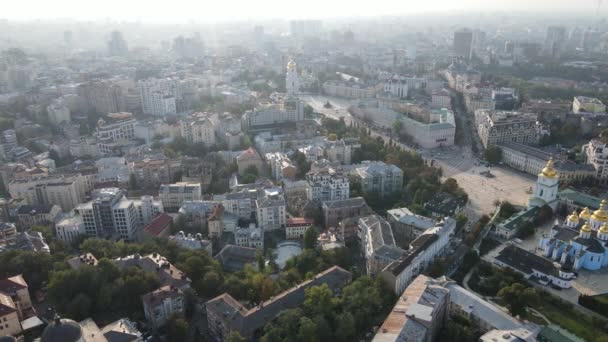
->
[593,294,608,305]
[532,299,608,342]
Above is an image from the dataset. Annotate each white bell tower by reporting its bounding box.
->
[529,158,559,209]
[286,58,299,96]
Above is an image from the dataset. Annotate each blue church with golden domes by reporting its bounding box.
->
[538,200,608,271]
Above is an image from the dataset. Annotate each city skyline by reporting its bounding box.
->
[2,0,606,22]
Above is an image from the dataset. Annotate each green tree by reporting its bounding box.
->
[335,312,356,342]
[392,120,403,134]
[128,173,138,190]
[498,283,538,317]
[226,331,246,342]
[484,145,502,164]
[167,315,188,342]
[303,227,318,250]
[297,317,318,342]
[303,284,337,318]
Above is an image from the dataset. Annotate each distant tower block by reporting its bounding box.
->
[286,58,300,96]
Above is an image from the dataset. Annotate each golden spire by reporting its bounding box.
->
[287,58,296,71]
[539,157,558,179]
[580,207,592,220]
[581,222,592,233]
[592,200,608,222]
[567,210,579,223]
[600,222,608,234]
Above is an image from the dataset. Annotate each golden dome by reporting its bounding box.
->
[287,59,296,71]
[581,222,592,233]
[600,223,608,234]
[591,200,608,222]
[567,211,579,223]
[580,207,592,220]
[539,158,558,179]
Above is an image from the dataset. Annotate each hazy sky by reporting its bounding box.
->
[3,0,603,22]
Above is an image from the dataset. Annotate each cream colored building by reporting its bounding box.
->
[322,80,381,99]
[0,293,21,337]
[474,110,538,148]
[583,139,608,184]
[286,217,313,240]
[573,96,606,114]
[500,142,595,183]
[159,182,202,211]
[236,148,265,176]
[180,114,216,146]
[142,286,185,329]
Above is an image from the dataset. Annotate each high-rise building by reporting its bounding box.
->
[544,26,567,57]
[138,78,180,116]
[46,99,71,126]
[582,28,602,52]
[289,20,323,38]
[74,188,144,240]
[453,28,473,59]
[77,80,125,114]
[107,31,128,57]
[172,33,204,59]
[159,182,202,211]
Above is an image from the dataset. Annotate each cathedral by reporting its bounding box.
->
[533,158,608,271]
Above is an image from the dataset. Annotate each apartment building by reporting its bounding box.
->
[583,139,608,184]
[139,78,180,117]
[169,231,212,255]
[56,214,85,244]
[77,80,125,114]
[386,207,437,244]
[236,148,265,176]
[95,112,136,142]
[142,286,185,329]
[256,191,287,230]
[474,110,538,148]
[16,204,61,229]
[285,217,313,240]
[0,275,33,322]
[358,215,405,275]
[206,266,351,341]
[431,88,452,109]
[380,218,456,295]
[234,224,264,249]
[373,275,449,342]
[127,154,182,189]
[306,167,350,203]
[159,182,202,211]
[322,197,373,228]
[180,114,216,146]
[74,188,141,240]
[0,223,17,249]
[0,293,22,337]
[9,178,82,211]
[351,161,403,198]
[322,80,381,99]
[265,152,297,181]
[573,96,606,114]
[241,98,304,129]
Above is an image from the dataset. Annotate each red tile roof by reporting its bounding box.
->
[143,213,173,236]
[287,217,313,226]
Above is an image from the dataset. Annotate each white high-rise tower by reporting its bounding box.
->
[286,58,299,96]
